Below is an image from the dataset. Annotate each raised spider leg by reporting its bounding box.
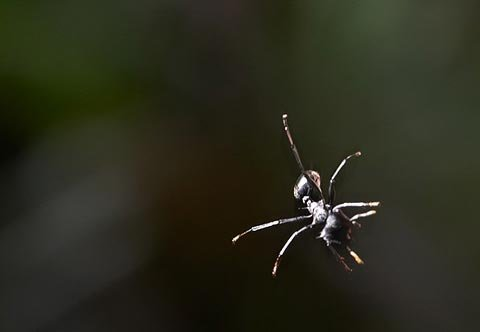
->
[328,245,352,272]
[282,114,305,172]
[231,215,312,245]
[328,151,362,205]
[349,210,377,228]
[272,225,312,277]
[333,201,380,212]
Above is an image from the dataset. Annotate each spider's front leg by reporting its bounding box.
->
[346,246,364,265]
[349,210,377,228]
[332,210,367,265]
[336,208,377,228]
[325,239,364,271]
[333,201,380,211]
[332,202,379,229]
[316,213,352,272]
[327,245,352,272]
[319,212,366,271]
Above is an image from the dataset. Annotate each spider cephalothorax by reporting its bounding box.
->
[232,114,380,276]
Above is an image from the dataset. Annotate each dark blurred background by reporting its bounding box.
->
[1,0,480,331]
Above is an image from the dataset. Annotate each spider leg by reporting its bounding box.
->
[346,246,365,265]
[349,210,377,228]
[328,151,362,205]
[333,201,380,212]
[319,218,353,272]
[272,225,312,277]
[282,114,305,172]
[232,215,312,244]
[350,210,376,221]
[328,245,352,272]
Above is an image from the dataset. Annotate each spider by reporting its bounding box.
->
[232,114,380,277]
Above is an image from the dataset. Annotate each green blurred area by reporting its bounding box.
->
[1,1,480,331]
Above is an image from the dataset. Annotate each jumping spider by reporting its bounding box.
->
[232,114,380,276]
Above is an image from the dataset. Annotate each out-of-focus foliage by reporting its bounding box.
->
[1,1,480,331]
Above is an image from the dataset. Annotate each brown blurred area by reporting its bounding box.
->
[1,0,480,331]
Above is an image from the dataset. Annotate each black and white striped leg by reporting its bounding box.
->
[333,201,380,212]
[272,225,312,277]
[232,215,312,244]
[328,245,352,272]
[350,210,377,228]
[328,151,362,205]
[346,246,365,265]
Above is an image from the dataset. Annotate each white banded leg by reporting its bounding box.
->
[346,246,365,265]
[232,215,312,244]
[328,245,352,272]
[333,201,380,212]
[350,210,377,228]
[272,225,312,277]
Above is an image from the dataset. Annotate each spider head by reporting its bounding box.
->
[293,170,323,204]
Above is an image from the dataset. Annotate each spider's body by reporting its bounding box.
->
[232,114,380,276]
